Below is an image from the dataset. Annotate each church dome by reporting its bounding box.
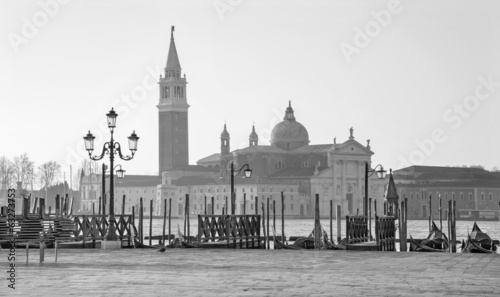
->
[270,101,309,150]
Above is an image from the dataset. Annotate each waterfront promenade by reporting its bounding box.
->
[2,248,499,296]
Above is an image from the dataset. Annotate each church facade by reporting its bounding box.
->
[155,27,388,218]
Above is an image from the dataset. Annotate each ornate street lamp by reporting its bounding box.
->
[83,108,139,242]
[230,163,252,215]
[364,163,386,217]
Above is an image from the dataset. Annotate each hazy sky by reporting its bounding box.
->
[1,0,499,182]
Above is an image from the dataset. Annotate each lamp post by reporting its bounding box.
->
[230,163,252,215]
[83,108,139,241]
[364,162,387,217]
[101,164,126,215]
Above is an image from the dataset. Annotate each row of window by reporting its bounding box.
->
[190,187,294,194]
[407,191,499,202]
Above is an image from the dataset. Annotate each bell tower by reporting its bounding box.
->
[157,26,189,175]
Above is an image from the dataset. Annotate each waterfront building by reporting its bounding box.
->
[393,166,500,220]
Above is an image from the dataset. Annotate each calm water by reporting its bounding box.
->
[137,217,500,249]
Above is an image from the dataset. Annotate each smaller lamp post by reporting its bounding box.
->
[230,163,252,215]
[364,163,387,217]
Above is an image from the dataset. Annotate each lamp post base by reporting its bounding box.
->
[101,240,121,249]
[102,223,121,249]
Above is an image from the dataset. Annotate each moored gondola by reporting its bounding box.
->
[461,221,498,253]
[409,221,448,252]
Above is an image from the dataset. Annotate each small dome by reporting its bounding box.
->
[270,101,309,150]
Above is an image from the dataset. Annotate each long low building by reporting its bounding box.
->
[393,166,500,220]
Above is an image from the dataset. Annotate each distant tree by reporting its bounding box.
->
[12,153,35,188]
[492,166,500,172]
[38,161,62,189]
[469,165,485,170]
[0,156,14,188]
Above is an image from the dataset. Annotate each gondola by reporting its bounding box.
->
[409,221,448,252]
[273,226,345,250]
[461,222,498,253]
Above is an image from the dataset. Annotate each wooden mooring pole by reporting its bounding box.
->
[162,198,167,246]
[273,200,276,248]
[243,193,246,215]
[168,198,172,245]
[452,200,456,253]
[139,197,143,244]
[439,195,442,232]
[186,194,190,243]
[267,198,270,250]
[369,198,372,240]
[446,200,453,253]
[261,202,266,249]
[98,196,101,215]
[122,195,126,215]
[314,194,320,250]
[204,196,207,215]
[429,194,432,232]
[255,196,259,215]
[281,192,285,243]
[336,205,341,244]
[132,206,135,228]
[92,203,95,215]
[330,200,333,243]
[149,199,153,246]
[211,197,214,215]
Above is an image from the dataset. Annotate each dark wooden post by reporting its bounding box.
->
[98,196,101,215]
[439,195,442,232]
[267,198,270,249]
[255,196,259,215]
[314,194,320,250]
[55,194,60,217]
[122,195,126,215]
[336,205,341,244]
[452,200,456,253]
[162,199,166,246]
[429,194,432,232]
[261,202,266,249]
[149,199,153,246]
[139,197,143,244]
[168,198,172,245]
[92,203,95,215]
[383,201,386,216]
[186,194,190,243]
[368,198,372,240]
[225,196,228,215]
[204,196,207,215]
[184,195,187,239]
[330,200,333,243]
[281,192,285,243]
[211,197,214,215]
[446,200,453,253]
[243,193,246,215]
[132,206,135,228]
[272,200,276,246]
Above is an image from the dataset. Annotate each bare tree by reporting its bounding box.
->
[12,153,35,188]
[0,156,14,189]
[38,161,62,189]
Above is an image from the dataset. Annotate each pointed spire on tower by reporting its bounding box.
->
[166,25,181,70]
[249,123,259,146]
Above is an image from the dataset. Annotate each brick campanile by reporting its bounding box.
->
[157,26,189,175]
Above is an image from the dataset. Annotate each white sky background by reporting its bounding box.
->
[0,0,499,182]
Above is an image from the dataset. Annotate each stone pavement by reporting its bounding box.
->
[1,248,499,296]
